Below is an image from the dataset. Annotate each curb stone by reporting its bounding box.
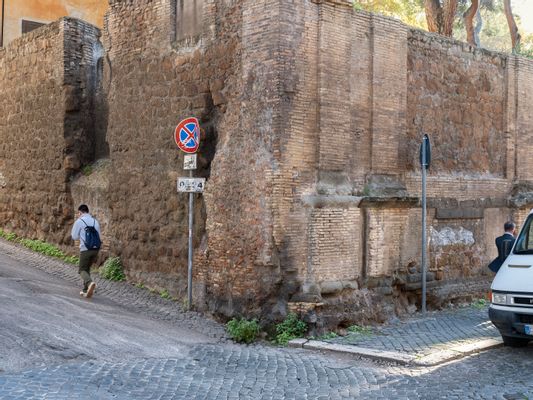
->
[412,338,503,366]
[289,337,503,366]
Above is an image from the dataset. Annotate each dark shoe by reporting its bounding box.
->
[86,282,96,298]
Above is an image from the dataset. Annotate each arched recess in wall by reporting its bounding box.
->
[92,39,109,159]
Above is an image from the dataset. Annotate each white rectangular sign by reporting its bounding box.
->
[177,177,205,193]
[184,154,197,170]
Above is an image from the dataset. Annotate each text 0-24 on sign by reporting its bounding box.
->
[177,177,206,193]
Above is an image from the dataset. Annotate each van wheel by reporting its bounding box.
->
[502,336,530,347]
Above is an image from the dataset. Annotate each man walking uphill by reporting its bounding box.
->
[71,204,102,298]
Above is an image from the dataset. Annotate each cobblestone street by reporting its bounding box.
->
[1,239,532,399]
[1,342,533,399]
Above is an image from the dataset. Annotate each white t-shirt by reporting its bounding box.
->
[71,213,101,251]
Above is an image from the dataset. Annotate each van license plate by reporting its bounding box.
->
[525,325,533,335]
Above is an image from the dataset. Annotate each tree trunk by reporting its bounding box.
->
[463,0,479,46]
[424,0,457,37]
[503,0,521,53]
[425,0,442,33]
[441,0,458,37]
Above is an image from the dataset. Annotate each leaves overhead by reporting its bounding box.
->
[353,0,532,56]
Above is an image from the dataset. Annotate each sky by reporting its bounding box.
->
[513,0,533,33]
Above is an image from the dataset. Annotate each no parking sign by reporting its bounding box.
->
[174,117,200,154]
[173,116,202,311]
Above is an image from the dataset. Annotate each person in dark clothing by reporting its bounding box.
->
[488,221,516,273]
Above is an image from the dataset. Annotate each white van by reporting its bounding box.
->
[489,211,533,347]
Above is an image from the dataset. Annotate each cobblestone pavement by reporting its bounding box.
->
[1,344,533,399]
[1,239,533,399]
[325,306,499,358]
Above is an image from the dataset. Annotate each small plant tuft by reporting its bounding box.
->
[135,282,145,289]
[319,332,338,340]
[99,257,125,281]
[160,289,171,299]
[347,324,373,335]
[226,318,260,344]
[0,229,18,242]
[275,313,307,346]
[81,165,93,176]
[471,298,488,309]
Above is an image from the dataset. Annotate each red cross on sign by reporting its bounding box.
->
[174,117,200,154]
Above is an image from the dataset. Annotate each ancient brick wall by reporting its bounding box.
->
[6,0,533,328]
[101,0,286,317]
[276,0,533,327]
[405,31,507,175]
[0,18,100,245]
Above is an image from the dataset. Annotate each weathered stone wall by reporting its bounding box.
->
[406,31,506,175]
[101,0,285,317]
[0,18,100,245]
[6,0,533,329]
[274,0,533,327]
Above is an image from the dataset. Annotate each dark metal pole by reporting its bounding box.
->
[1,0,5,48]
[421,139,427,316]
[187,169,193,310]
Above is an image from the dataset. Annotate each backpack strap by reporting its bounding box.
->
[79,218,90,247]
[80,218,96,228]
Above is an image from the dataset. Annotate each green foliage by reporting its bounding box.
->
[19,238,63,257]
[0,229,18,241]
[0,229,78,264]
[353,0,426,29]
[471,298,488,309]
[319,332,338,340]
[160,289,171,299]
[275,313,308,346]
[99,257,126,281]
[347,324,373,335]
[226,318,260,344]
[81,165,93,176]
[353,0,533,55]
[135,282,145,289]
[18,238,79,265]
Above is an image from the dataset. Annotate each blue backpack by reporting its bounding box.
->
[81,219,102,250]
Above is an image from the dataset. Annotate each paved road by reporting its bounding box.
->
[1,243,533,399]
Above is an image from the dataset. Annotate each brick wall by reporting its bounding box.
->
[278,0,533,327]
[6,0,533,328]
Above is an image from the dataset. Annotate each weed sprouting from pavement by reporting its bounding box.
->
[226,318,260,344]
[347,325,373,335]
[275,313,307,346]
[99,257,126,281]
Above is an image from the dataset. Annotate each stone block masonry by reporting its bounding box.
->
[4,0,533,328]
[0,18,100,245]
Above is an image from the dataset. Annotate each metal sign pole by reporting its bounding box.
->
[420,134,430,316]
[187,168,194,311]
[421,142,427,316]
[174,117,201,312]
